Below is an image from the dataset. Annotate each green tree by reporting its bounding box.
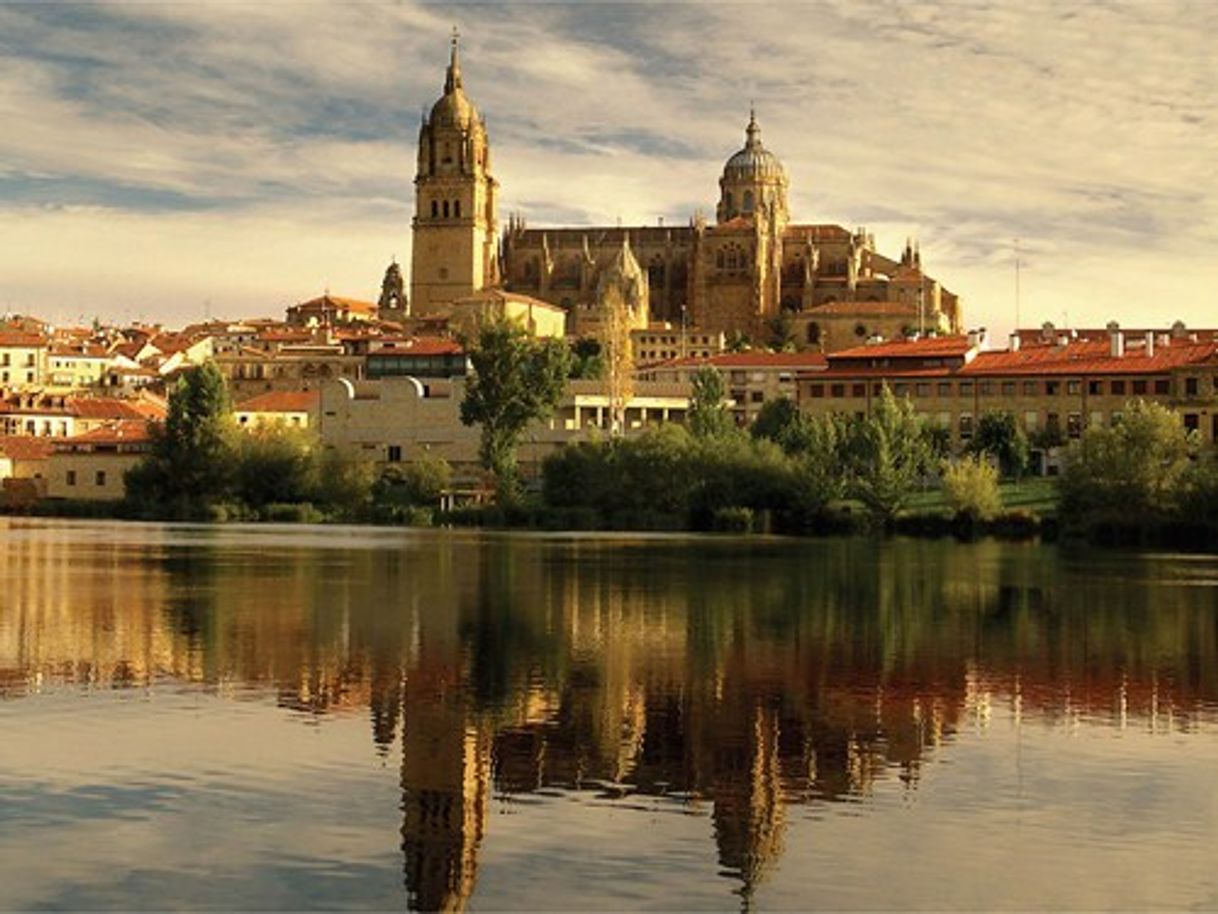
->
[750,396,800,445]
[968,411,1029,478]
[235,424,319,509]
[942,455,1002,522]
[1059,400,1196,524]
[846,385,931,523]
[313,448,376,518]
[375,453,452,508]
[460,319,571,501]
[687,366,736,440]
[124,362,238,516]
[569,337,604,380]
[765,312,796,352]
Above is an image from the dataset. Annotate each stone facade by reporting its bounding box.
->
[407,40,964,350]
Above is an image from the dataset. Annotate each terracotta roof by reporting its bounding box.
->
[828,336,975,360]
[371,337,464,356]
[70,398,162,421]
[0,436,55,461]
[291,294,376,314]
[959,339,1218,377]
[58,420,153,448]
[235,390,320,414]
[110,342,143,360]
[784,223,853,240]
[49,343,109,358]
[452,289,566,313]
[715,216,756,231]
[0,332,46,347]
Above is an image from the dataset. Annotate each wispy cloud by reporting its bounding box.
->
[1,1,1215,332]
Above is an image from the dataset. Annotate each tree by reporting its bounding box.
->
[1059,400,1196,524]
[235,424,319,509]
[750,396,800,445]
[598,285,635,435]
[375,453,452,508]
[687,365,736,440]
[765,312,796,352]
[125,362,238,516]
[460,318,571,501]
[846,385,931,523]
[968,411,1029,478]
[942,455,1002,522]
[569,337,604,380]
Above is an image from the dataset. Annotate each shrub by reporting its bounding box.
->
[942,455,1002,522]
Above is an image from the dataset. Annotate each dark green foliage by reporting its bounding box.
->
[234,426,319,509]
[843,385,932,523]
[124,363,238,518]
[569,337,605,380]
[765,312,796,352]
[372,454,452,521]
[751,397,800,445]
[460,319,571,501]
[968,411,1029,478]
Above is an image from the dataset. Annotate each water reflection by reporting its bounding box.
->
[1,523,1217,910]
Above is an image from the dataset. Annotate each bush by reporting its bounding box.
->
[261,502,326,524]
[942,455,1002,522]
[710,506,755,533]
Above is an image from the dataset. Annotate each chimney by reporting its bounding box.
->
[1108,321,1124,358]
[967,328,980,348]
[1009,332,1021,352]
[1145,330,1155,358]
[1057,334,1069,348]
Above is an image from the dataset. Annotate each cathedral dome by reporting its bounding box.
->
[722,111,785,181]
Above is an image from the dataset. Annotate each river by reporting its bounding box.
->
[1,519,1217,910]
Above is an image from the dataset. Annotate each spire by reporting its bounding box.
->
[444,25,463,93]
[745,105,761,148]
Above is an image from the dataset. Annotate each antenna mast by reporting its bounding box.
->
[1014,238,1022,331]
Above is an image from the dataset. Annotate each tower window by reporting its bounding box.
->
[743,190,754,213]
[443,200,450,218]
[431,200,438,218]
[453,199,461,218]
[725,190,734,212]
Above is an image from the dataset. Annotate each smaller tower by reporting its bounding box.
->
[378,258,409,323]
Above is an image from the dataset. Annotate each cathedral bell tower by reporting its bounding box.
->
[410,30,499,318]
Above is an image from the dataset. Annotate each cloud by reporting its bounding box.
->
[1,1,1216,332]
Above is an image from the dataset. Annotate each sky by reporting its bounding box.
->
[1,0,1215,337]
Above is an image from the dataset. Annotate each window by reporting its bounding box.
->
[979,381,993,396]
[1001,381,1016,396]
[1186,377,1199,396]
[743,189,754,212]
[1067,380,1081,395]
[1111,379,1126,395]
[442,200,450,218]
[893,383,909,396]
[66,470,76,486]
[1184,413,1199,432]
[959,382,973,396]
[830,383,845,398]
[1022,381,1038,396]
[750,390,764,403]
[938,382,952,397]
[851,383,866,398]
[431,200,438,218]
[959,413,974,439]
[1088,380,1102,395]
[95,470,106,486]
[453,199,461,218]
[915,383,930,397]
[1046,412,1061,435]
[1132,380,1147,395]
[1154,379,1170,395]
[387,445,402,462]
[808,384,825,399]
[1024,411,1039,430]
[1046,380,1060,395]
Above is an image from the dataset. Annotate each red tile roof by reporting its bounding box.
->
[829,336,975,360]
[69,398,162,421]
[0,436,55,461]
[235,390,320,414]
[959,339,1218,376]
[291,294,377,314]
[58,420,153,448]
[372,337,464,356]
[0,332,46,348]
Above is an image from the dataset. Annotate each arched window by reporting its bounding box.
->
[806,322,821,345]
[431,200,438,218]
[453,199,461,218]
[725,190,734,212]
[743,190,754,213]
[442,200,450,218]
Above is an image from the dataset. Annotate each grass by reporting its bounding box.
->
[905,477,1058,516]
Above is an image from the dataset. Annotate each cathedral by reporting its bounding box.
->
[403,33,963,351]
